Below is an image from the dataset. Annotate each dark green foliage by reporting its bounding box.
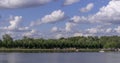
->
[0,34,120,49]
[2,34,13,48]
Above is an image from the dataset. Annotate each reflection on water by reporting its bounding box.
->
[0,53,19,63]
[0,52,120,63]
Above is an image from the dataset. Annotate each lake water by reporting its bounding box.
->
[0,52,120,63]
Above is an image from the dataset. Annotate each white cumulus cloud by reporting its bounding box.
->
[115,26,120,33]
[70,16,88,23]
[64,0,80,5]
[80,3,94,12]
[51,26,58,32]
[65,22,76,32]
[8,16,22,30]
[0,16,30,32]
[0,0,52,9]
[74,0,120,24]
[74,33,83,37]
[2,16,23,31]
[90,0,120,24]
[31,10,65,26]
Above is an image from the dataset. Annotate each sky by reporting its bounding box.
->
[0,0,120,39]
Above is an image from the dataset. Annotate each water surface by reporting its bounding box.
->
[0,52,120,63]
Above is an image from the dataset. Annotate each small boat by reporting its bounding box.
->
[99,50,104,53]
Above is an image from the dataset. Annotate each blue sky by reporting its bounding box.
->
[0,0,120,39]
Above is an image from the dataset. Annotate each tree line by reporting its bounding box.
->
[0,34,120,49]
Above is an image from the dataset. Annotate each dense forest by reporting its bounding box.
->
[0,34,120,49]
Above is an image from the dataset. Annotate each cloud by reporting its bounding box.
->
[23,29,37,36]
[6,16,22,30]
[62,24,117,37]
[73,32,94,37]
[51,26,58,32]
[112,0,120,1]
[90,0,120,24]
[65,22,76,32]
[86,27,104,34]
[0,16,30,32]
[64,0,80,6]
[73,33,83,37]
[0,0,52,9]
[105,28,112,33]
[115,26,120,33]
[31,10,65,26]
[80,3,94,12]
[81,25,119,36]
[0,16,35,39]
[55,34,63,39]
[70,16,88,23]
[73,0,120,24]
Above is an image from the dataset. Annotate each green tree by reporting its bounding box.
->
[2,34,13,48]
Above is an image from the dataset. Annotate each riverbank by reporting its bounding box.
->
[0,48,114,53]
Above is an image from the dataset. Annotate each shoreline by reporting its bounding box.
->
[0,48,117,53]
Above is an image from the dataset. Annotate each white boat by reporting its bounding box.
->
[99,50,104,53]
